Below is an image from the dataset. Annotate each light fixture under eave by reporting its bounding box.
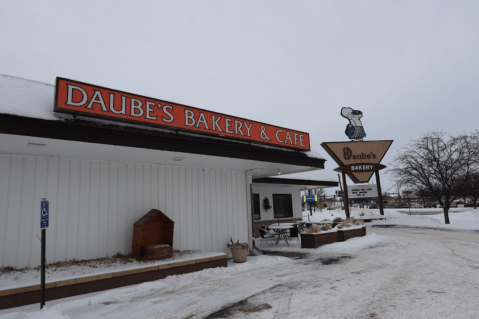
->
[27,143,46,148]
[277,169,281,175]
[172,156,185,162]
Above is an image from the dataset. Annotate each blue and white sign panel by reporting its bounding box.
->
[40,200,49,229]
[303,195,318,202]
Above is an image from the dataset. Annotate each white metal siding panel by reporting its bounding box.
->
[186,168,193,250]
[116,163,128,255]
[0,155,11,267]
[17,156,35,267]
[107,162,119,257]
[0,153,249,268]
[78,160,91,260]
[220,171,228,249]
[198,169,206,251]
[4,156,21,266]
[46,158,59,263]
[209,170,217,252]
[203,170,211,252]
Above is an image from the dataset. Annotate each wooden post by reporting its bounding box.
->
[342,172,350,219]
[375,170,384,216]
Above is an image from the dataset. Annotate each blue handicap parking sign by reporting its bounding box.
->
[40,201,49,229]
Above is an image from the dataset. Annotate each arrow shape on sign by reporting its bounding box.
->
[321,140,393,183]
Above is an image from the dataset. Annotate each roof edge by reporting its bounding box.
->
[252,177,338,187]
[0,114,325,168]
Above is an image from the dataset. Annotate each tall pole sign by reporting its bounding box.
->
[321,108,393,217]
[40,199,49,309]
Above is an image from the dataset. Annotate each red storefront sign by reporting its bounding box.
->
[54,78,310,151]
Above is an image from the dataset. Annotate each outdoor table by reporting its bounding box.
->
[268,225,293,245]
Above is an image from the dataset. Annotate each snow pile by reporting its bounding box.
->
[260,232,387,256]
[371,209,479,231]
[303,207,479,231]
[231,255,291,271]
[318,233,388,255]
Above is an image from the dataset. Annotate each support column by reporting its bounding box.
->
[342,172,350,219]
[375,170,385,216]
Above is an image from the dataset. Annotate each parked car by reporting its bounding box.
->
[369,204,379,209]
[464,202,478,207]
[397,203,410,208]
[423,202,437,208]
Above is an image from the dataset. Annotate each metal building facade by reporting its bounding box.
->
[0,154,249,267]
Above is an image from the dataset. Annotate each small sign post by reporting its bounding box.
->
[40,199,49,309]
[303,193,318,216]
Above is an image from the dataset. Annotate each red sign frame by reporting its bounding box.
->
[54,78,310,151]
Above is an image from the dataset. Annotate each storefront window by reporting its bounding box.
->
[253,194,260,220]
[273,194,293,218]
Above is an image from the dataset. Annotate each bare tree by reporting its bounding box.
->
[389,131,479,224]
[315,188,327,210]
[460,172,479,209]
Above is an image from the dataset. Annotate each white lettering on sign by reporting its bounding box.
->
[351,165,374,171]
[56,78,311,150]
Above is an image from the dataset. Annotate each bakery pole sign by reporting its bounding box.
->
[54,77,310,151]
[321,107,393,217]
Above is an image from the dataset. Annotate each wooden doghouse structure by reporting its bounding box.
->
[132,209,174,260]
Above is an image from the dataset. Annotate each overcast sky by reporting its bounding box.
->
[1,0,478,192]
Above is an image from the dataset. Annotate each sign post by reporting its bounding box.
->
[303,193,318,216]
[341,172,351,219]
[40,199,49,309]
[375,171,385,216]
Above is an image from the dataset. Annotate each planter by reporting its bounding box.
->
[300,227,367,249]
[338,226,366,241]
[300,231,339,249]
[229,245,248,263]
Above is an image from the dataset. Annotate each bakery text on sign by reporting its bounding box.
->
[351,165,374,171]
[54,78,310,151]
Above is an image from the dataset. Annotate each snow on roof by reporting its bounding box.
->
[270,168,337,183]
[303,147,325,160]
[0,74,58,121]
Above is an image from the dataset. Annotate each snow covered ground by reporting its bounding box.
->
[304,206,479,231]
[1,208,478,318]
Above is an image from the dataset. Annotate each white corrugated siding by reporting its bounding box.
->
[251,186,302,221]
[0,154,249,267]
